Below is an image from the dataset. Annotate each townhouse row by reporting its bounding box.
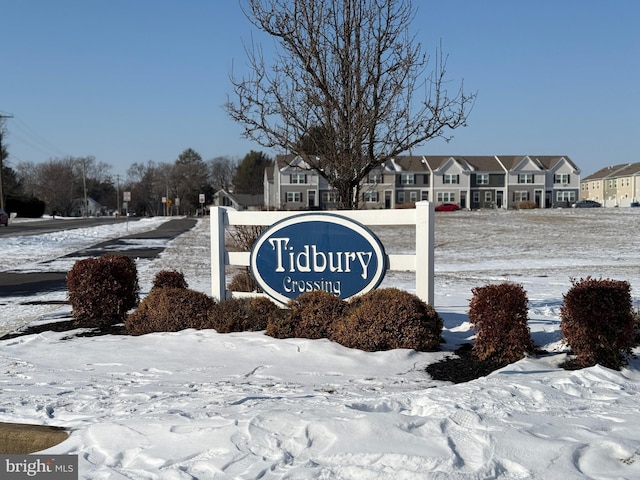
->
[580,163,640,207]
[263,154,581,210]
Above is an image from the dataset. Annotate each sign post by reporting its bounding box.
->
[199,194,205,216]
[123,191,131,231]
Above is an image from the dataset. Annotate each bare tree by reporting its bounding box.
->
[208,156,238,192]
[227,0,476,208]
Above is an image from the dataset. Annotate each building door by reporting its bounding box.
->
[385,191,392,209]
[535,190,543,208]
[308,190,316,208]
[496,191,503,208]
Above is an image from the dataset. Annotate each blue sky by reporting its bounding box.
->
[1,0,638,178]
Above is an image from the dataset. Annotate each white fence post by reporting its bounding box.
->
[210,206,227,302]
[415,201,435,306]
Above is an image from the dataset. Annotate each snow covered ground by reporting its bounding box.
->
[1,208,640,479]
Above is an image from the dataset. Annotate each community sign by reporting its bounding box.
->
[250,213,387,305]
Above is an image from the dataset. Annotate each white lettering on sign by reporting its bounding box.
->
[283,277,342,296]
[268,237,372,279]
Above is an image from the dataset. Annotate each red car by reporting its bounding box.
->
[0,208,8,226]
[434,203,460,212]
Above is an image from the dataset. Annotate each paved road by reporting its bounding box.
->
[0,216,138,237]
[0,217,197,297]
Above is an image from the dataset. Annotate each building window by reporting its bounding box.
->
[321,191,338,203]
[556,191,576,202]
[400,173,415,185]
[554,173,570,184]
[473,191,480,203]
[437,192,456,202]
[421,190,429,201]
[363,191,378,203]
[514,191,529,202]
[484,191,493,202]
[443,174,460,184]
[366,173,382,184]
[286,192,303,202]
[518,174,534,184]
[397,191,405,203]
[290,173,307,184]
[410,191,418,202]
[476,174,489,185]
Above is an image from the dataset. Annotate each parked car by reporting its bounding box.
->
[435,203,461,212]
[0,208,8,226]
[572,200,602,208]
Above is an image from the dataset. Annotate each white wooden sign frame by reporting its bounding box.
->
[210,201,435,305]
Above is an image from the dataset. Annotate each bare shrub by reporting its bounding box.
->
[560,277,635,369]
[517,201,537,209]
[206,296,281,333]
[227,225,266,251]
[334,288,443,351]
[152,270,188,290]
[289,290,348,339]
[67,254,139,328]
[125,288,214,335]
[469,283,534,364]
[228,269,260,292]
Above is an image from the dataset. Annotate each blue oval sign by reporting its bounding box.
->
[250,213,387,304]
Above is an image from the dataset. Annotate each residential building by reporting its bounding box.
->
[265,154,580,210]
[213,189,264,211]
[580,163,640,207]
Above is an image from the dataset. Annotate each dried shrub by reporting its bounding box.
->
[152,270,188,290]
[206,296,282,333]
[125,288,215,335]
[67,254,139,328]
[469,283,534,364]
[517,201,537,209]
[334,288,443,351]
[265,314,297,339]
[228,269,260,292]
[634,307,640,346]
[560,277,635,369]
[268,290,348,340]
[228,225,266,251]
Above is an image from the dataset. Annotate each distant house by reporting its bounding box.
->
[265,154,581,210]
[71,197,105,217]
[581,163,640,207]
[213,189,264,211]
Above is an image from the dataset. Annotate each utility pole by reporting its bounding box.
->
[0,113,14,211]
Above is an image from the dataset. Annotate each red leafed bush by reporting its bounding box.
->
[334,288,443,352]
[468,283,534,364]
[560,277,635,369]
[228,269,260,292]
[265,290,348,340]
[206,296,282,333]
[125,288,215,335]
[67,254,139,328]
[152,269,188,290]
